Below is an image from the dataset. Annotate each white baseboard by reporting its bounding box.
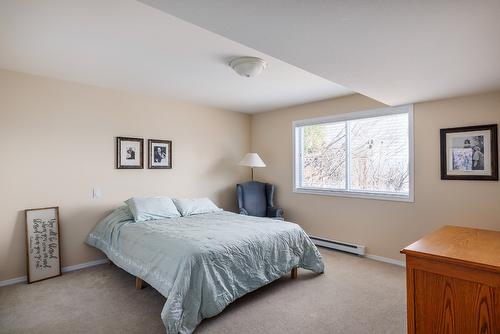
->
[0,275,28,287]
[365,253,406,267]
[61,258,109,273]
[0,258,109,287]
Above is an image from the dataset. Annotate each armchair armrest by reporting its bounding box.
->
[267,206,283,218]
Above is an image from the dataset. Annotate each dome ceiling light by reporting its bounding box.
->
[229,56,267,78]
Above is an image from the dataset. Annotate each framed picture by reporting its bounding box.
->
[148,139,172,169]
[25,207,61,283]
[440,124,498,180]
[116,137,144,169]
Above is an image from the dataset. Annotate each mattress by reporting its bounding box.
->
[86,207,324,333]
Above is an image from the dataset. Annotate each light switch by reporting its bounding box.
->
[92,187,102,199]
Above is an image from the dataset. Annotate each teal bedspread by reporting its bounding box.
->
[86,208,324,334]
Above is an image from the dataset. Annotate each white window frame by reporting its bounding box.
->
[293,105,414,202]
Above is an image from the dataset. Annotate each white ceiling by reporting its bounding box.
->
[141,0,500,106]
[0,0,351,113]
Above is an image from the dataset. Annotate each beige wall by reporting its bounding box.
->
[2,68,499,281]
[251,93,500,262]
[0,70,251,281]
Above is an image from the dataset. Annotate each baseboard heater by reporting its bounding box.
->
[309,235,366,256]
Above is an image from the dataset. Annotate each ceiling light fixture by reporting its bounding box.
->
[229,56,267,78]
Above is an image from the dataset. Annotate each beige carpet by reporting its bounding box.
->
[0,249,406,334]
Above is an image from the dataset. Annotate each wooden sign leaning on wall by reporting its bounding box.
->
[25,207,61,283]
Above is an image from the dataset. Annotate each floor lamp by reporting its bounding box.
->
[238,153,266,181]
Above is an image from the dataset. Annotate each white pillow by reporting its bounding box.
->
[173,198,223,216]
[125,197,180,222]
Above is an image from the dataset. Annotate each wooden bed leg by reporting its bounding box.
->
[291,267,298,279]
[135,277,143,290]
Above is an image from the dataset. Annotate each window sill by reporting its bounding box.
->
[293,187,414,203]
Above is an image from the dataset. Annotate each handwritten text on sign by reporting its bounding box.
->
[26,207,60,282]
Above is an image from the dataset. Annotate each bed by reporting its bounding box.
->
[86,207,324,334]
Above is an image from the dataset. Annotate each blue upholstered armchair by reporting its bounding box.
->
[236,181,284,219]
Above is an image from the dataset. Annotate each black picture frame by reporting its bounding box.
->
[116,137,144,169]
[148,139,172,169]
[440,124,498,181]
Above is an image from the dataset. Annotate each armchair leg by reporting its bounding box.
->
[291,267,298,279]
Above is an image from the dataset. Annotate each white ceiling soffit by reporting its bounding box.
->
[0,0,352,113]
[140,0,500,105]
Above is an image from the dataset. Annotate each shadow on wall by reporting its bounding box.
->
[207,153,250,212]
[63,204,116,242]
[215,184,238,213]
[6,211,26,275]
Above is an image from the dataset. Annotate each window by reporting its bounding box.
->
[293,105,413,202]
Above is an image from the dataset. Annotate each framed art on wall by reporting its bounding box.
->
[440,124,498,180]
[148,139,172,169]
[116,137,144,169]
[25,207,61,283]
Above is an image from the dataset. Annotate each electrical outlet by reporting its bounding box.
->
[92,187,102,199]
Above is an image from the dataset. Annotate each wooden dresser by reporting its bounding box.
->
[401,225,500,334]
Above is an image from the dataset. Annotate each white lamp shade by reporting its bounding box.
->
[238,153,266,167]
